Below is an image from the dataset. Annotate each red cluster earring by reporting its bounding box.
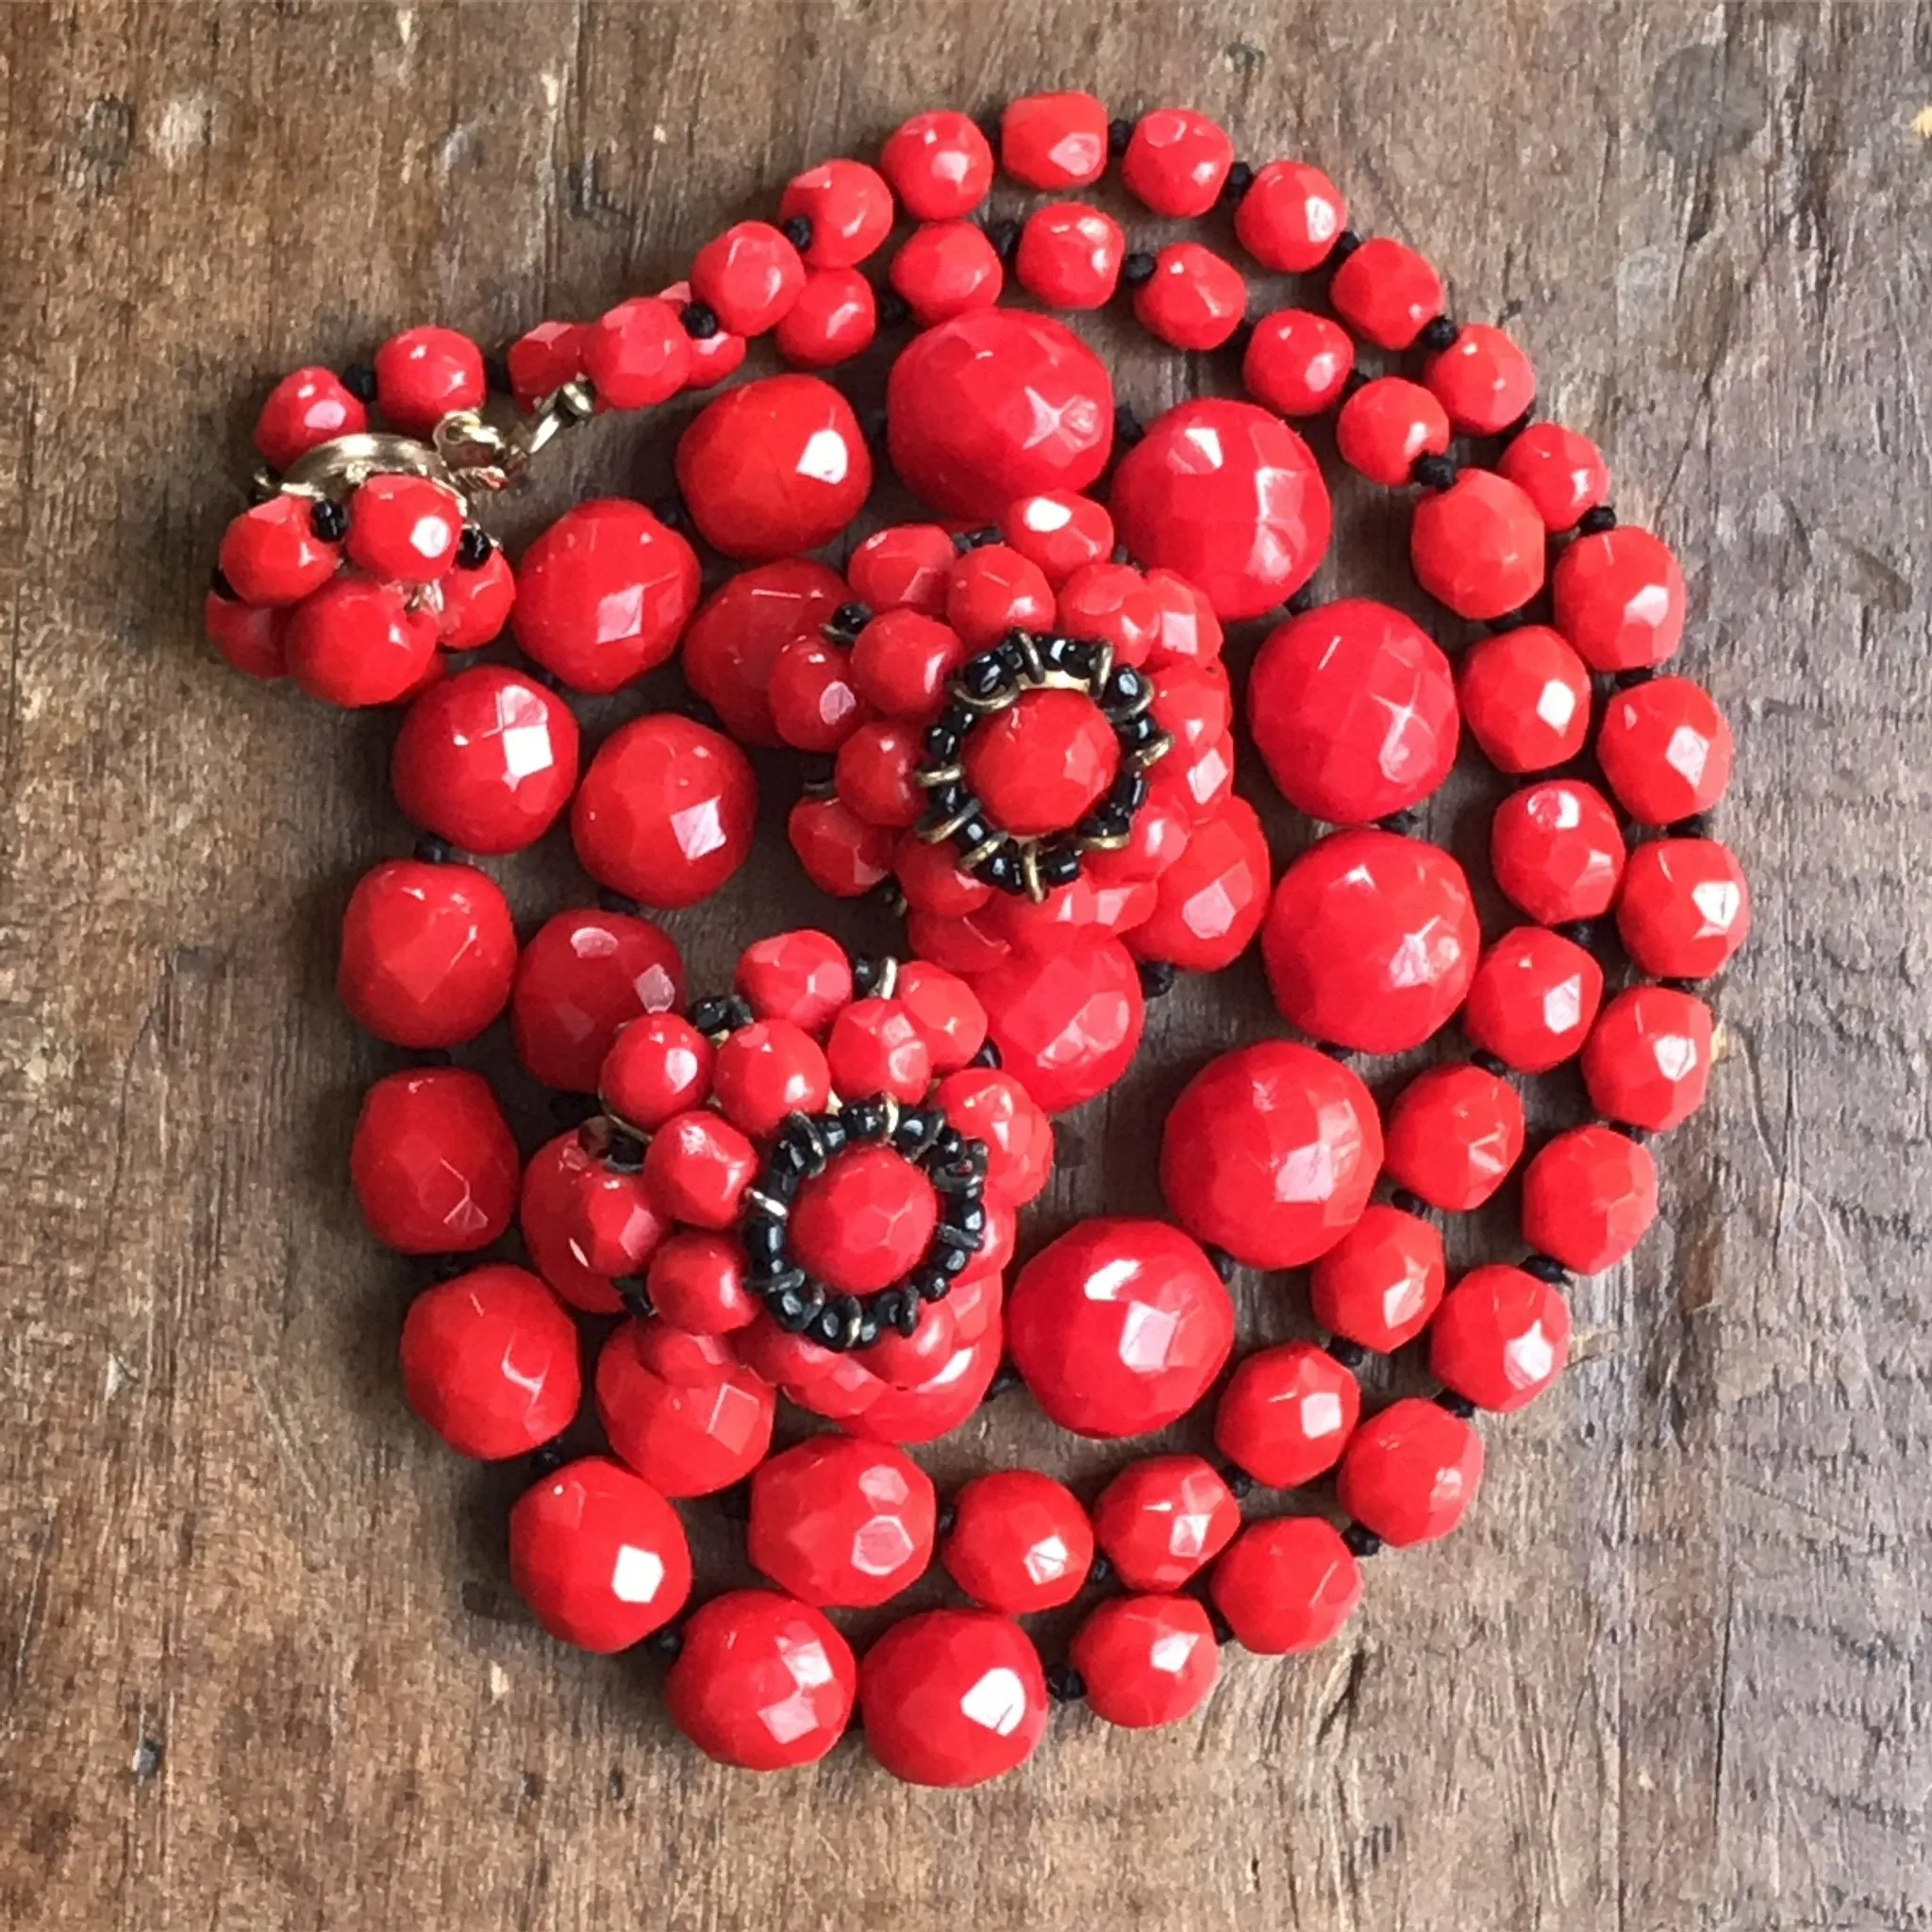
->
[205,87,1748,1790]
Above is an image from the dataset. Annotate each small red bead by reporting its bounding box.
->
[999,491,1114,583]
[1330,237,1444,350]
[629,1321,735,1390]
[218,495,341,606]
[971,939,1144,1116]
[769,638,870,753]
[646,1230,755,1334]
[897,834,993,917]
[1581,986,1714,1131]
[1210,1516,1363,1654]
[205,592,288,679]
[962,688,1118,837]
[1087,781,1191,889]
[596,1320,775,1496]
[863,1299,959,1390]
[734,928,854,1036]
[1616,838,1750,979]
[506,320,585,409]
[858,1609,1048,1788]
[1072,1595,1219,1728]
[1310,1206,1446,1352]
[1491,778,1626,924]
[778,158,894,267]
[1498,423,1611,531]
[791,1146,939,1295]
[946,543,1056,649]
[1092,1455,1240,1591]
[1133,242,1248,351]
[1521,1125,1659,1274]
[597,1010,713,1130]
[1457,625,1592,774]
[825,996,932,1104]
[1552,526,1686,671]
[343,474,463,582]
[789,795,896,896]
[986,872,1156,958]
[1410,469,1547,621]
[434,543,515,649]
[840,1325,1005,1444]
[941,1471,1091,1613]
[848,525,955,617]
[400,1264,578,1459]
[665,1590,856,1770]
[509,1456,691,1653]
[774,267,876,369]
[1124,795,1269,974]
[1464,926,1604,1073]
[520,1132,623,1314]
[1383,1062,1525,1212]
[748,1436,936,1608]
[286,576,437,708]
[934,1067,1054,1208]
[1336,376,1451,487]
[337,858,514,1047]
[657,279,747,390]
[1337,1398,1484,1547]
[889,219,1004,325]
[1056,559,1163,666]
[681,558,847,748]
[691,221,807,336]
[1424,324,1537,434]
[1014,200,1124,308]
[1001,90,1108,188]
[580,296,691,408]
[254,366,368,472]
[642,1110,758,1229]
[1215,1342,1361,1490]
[374,325,485,437]
[510,908,684,1092]
[1241,308,1355,416]
[1595,676,1733,825]
[1143,568,1225,670]
[1431,1265,1572,1412]
[1234,159,1347,271]
[879,109,994,222]
[894,960,988,1073]
[710,1019,831,1139]
[850,608,968,719]
[1122,106,1233,215]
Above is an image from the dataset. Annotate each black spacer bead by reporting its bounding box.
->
[425,1249,466,1277]
[680,692,722,731]
[1113,403,1144,448]
[1107,116,1133,158]
[1340,367,1368,401]
[644,1624,684,1662]
[1558,921,1598,951]
[1377,809,1421,836]
[970,1039,1002,1071]
[1389,1188,1427,1217]
[597,889,642,917]
[1522,1254,1573,1286]
[520,658,563,692]
[1317,1041,1354,1062]
[1610,1120,1650,1143]
[1227,316,1256,358]
[680,300,721,340]
[1471,1049,1510,1078]
[1613,666,1657,690]
[604,1128,647,1174]
[209,565,240,601]
[1578,505,1618,535]
[483,353,513,397]
[1136,958,1177,999]
[1411,453,1459,491]
[1286,586,1316,617]
[1220,159,1255,205]
[876,287,911,329]
[779,214,812,253]
[1220,1463,1257,1500]
[455,525,492,570]
[1207,1606,1237,1646]
[974,109,1003,154]
[1669,814,1712,840]
[309,497,349,542]
[1121,251,1158,290]
[983,216,1021,263]
[527,1437,570,1477]
[1045,1663,1087,1704]
[340,362,378,403]
[412,834,455,865]
[1329,229,1362,264]
[1327,1337,1370,1371]
[797,754,835,791]
[936,1500,958,1539]
[1203,1244,1237,1285]
[983,1357,1023,1403]
[652,492,690,534]
[951,525,1004,555]
[614,1274,654,1321]
[1088,1550,1113,1589]
[1435,1388,1479,1419]
[1341,1522,1384,1557]
[1419,316,1459,353]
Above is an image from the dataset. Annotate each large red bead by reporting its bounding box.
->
[1498,422,1610,531]
[1241,308,1354,417]
[508,1456,691,1652]
[1521,1125,1659,1274]
[1553,525,1686,671]
[858,1609,1048,1788]
[734,927,854,1036]
[1249,600,1458,823]
[1109,399,1332,621]
[1336,1398,1483,1546]
[1581,986,1714,1131]
[1015,201,1124,309]
[941,1471,1092,1613]
[886,308,1113,520]
[1382,1062,1524,1212]
[1463,926,1605,1072]
[791,1147,939,1295]
[1160,1040,1381,1267]
[1262,830,1478,1052]
[1209,1517,1361,1654]
[1309,1205,1446,1352]
[1234,159,1347,272]
[962,688,1118,836]
[1000,90,1108,188]
[1122,107,1233,215]
[665,1590,856,1771]
[1071,1596,1219,1729]
[747,1436,936,1608]
[1329,236,1443,349]
[709,1019,831,1140]
[350,1068,517,1253]
[1491,779,1626,924]
[690,221,807,336]
[1008,1219,1233,1439]
[1616,838,1750,979]
[400,1265,578,1458]
[1431,1265,1572,1412]
[675,375,870,559]
[1595,676,1734,825]
[1457,625,1592,774]
[510,908,683,1091]
[680,558,848,749]
[878,109,994,221]
[570,713,757,908]
[779,158,894,268]
[1124,795,1269,973]
[1424,324,1537,435]
[337,858,515,1047]
[1133,242,1248,351]
[934,1067,1055,1208]
[1214,1342,1361,1490]
[1410,470,1547,621]
[596,1319,775,1495]
[254,365,368,472]
[1092,1455,1240,1591]
[520,1131,623,1315]
[286,576,435,707]
[513,499,699,694]
[971,938,1144,1116]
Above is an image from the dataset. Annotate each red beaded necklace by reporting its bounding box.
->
[206,90,1746,1790]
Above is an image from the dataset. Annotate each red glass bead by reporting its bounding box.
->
[1432,1264,1572,1413]
[1464,926,1604,1073]
[1336,376,1451,487]
[941,1472,1091,1613]
[675,375,871,560]
[596,1320,775,1496]
[1330,236,1444,349]
[841,1325,1005,1444]
[999,491,1113,584]
[894,960,988,1072]
[747,1435,935,1609]
[1008,1219,1234,1439]
[985,871,1155,958]
[959,689,1116,838]
[1014,201,1124,309]
[598,1010,713,1131]
[1596,676,1734,825]
[1457,625,1591,774]
[710,1019,831,1139]
[898,834,993,917]
[1087,780,1191,889]
[1383,1062,1524,1211]
[1336,1398,1483,1547]
[774,267,876,369]
[1110,399,1332,621]
[1121,106,1233,214]
[934,1067,1054,1208]
[343,473,463,582]
[886,308,1113,520]
[735,928,854,1036]
[1210,1517,1361,1654]
[1552,525,1686,671]
[971,938,1144,1115]
[890,219,1004,325]
[1581,986,1714,1131]
[862,1298,958,1390]
[511,908,684,1092]
[218,495,341,606]
[1410,469,1547,620]
[571,713,757,909]
[1491,778,1626,924]
[514,499,699,694]
[285,576,435,707]
[849,608,966,720]
[1122,794,1266,972]
[350,1068,516,1253]
[1498,422,1611,532]
[506,320,585,409]
[1056,560,1162,666]
[825,996,932,1105]
[205,592,288,679]
[849,524,955,617]
[580,296,691,408]
[1093,1455,1239,1591]
[646,1230,755,1334]
[665,1590,856,1770]
[779,158,894,267]
[434,543,515,649]
[337,858,514,1047]
[905,904,1015,976]
[1241,308,1354,417]
[946,543,1056,649]
[508,1455,691,1653]
[1309,1205,1445,1352]
[520,1132,622,1315]
[1160,1040,1381,1267]
[1521,1125,1659,1274]
[1262,830,1479,1052]
[680,558,848,748]
[1234,159,1346,271]
[789,795,896,897]
[629,1321,738,1391]
[1425,324,1537,434]
[1249,599,1458,823]
[1073,1596,1218,1729]
[1133,242,1248,351]
[1143,568,1225,670]
[659,280,748,390]
[400,1264,577,1459]
[791,1146,939,1295]
[1001,90,1108,188]
[255,366,368,472]
[879,109,993,220]
[859,1608,1047,1788]
[641,1110,757,1229]
[373,325,483,436]
[1616,838,1750,979]
[770,638,870,753]
[1215,1342,1361,1490]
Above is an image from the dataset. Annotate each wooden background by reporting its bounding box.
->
[3,2,1928,1927]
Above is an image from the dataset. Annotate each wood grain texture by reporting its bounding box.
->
[2,2,1927,1926]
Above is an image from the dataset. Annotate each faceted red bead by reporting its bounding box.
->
[986,872,1156,958]
[675,375,871,560]
[641,1110,757,1229]
[646,1230,755,1334]
[514,499,699,694]
[971,938,1144,1115]
[508,1455,691,1652]
[863,1299,959,1391]
[1057,559,1163,665]
[1336,1398,1483,1547]
[1521,1125,1659,1274]
[1210,1517,1362,1654]
[894,960,988,1073]
[1015,201,1124,308]
[879,109,995,221]
[1242,307,1354,417]
[946,543,1056,649]
[848,525,955,617]
[1008,1219,1234,1439]
[898,834,993,917]
[255,365,368,472]
[1124,795,1269,973]
[1215,1342,1361,1490]
[400,1264,578,1459]
[286,576,436,707]
[1111,399,1332,621]
[1249,600,1458,824]
[629,1322,736,1391]
[435,544,515,649]
[1596,676,1734,825]
[1330,237,1444,349]
[905,905,1016,975]
[840,1325,1005,1444]
[1464,926,1604,1073]
[520,1132,623,1314]
[1457,625,1591,774]
[1383,1062,1524,1212]
[1122,106,1233,215]
[710,1019,831,1139]
[791,1147,939,1295]
[1616,838,1750,979]
[596,1320,775,1496]
[962,689,1118,837]
[789,795,896,896]
[337,858,514,1047]
[1424,324,1536,434]
[1581,986,1714,1131]
[1262,830,1479,1053]
[571,713,757,908]
[665,1590,856,1771]
[826,997,932,1104]
[1498,423,1611,532]
[510,908,684,1092]
[850,608,967,719]
[1133,242,1248,351]
[680,557,848,748]
[1552,526,1686,671]
[205,591,288,679]
[774,267,876,369]
[934,1067,1054,1208]
[1410,469,1547,621]
[1092,1455,1240,1591]
[1143,568,1224,670]
[1073,1596,1219,1729]
[734,927,854,1036]
[889,220,1004,325]
[1234,159,1347,272]
[580,296,691,408]
[506,320,585,409]
[1491,778,1626,924]
[598,1011,714,1130]
[1001,90,1108,188]
[343,473,462,582]
[350,1068,517,1253]
[1337,376,1450,487]
[1160,1040,1381,1267]
[219,495,341,606]
[999,492,1114,588]
[373,325,484,437]
[1310,1206,1446,1352]
[769,639,870,752]
[858,1608,1048,1788]
[941,1471,1091,1613]
[1087,781,1191,891]
[778,159,894,267]
[886,308,1113,520]
[747,1436,935,1608]
[1431,1265,1572,1412]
